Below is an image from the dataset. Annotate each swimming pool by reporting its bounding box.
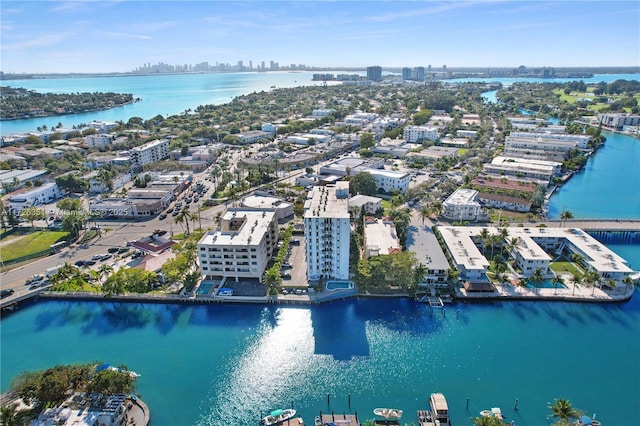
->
[325,280,354,291]
[196,282,213,295]
[526,278,567,289]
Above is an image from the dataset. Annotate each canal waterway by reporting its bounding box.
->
[1,294,639,426]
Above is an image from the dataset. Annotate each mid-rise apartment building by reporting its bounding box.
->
[198,209,278,282]
[304,182,351,280]
[403,125,439,143]
[130,139,169,173]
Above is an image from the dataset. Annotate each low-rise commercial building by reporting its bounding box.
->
[597,113,640,131]
[8,182,60,212]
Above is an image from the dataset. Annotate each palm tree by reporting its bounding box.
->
[174,209,198,235]
[584,270,602,296]
[503,236,521,259]
[528,267,545,293]
[97,264,114,283]
[548,398,581,424]
[478,228,490,252]
[622,275,634,295]
[419,205,430,225]
[429,200,443,218]
[413,262,428,287]
[552,275,565,295]
[472,415,506,426]
[570,274,582,296]
[560,209,574,227]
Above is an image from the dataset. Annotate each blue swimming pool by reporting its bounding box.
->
[325,280,354,291]
[526,278,567,289]
[197,282,214,295]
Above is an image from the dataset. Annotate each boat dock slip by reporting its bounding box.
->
[318,414,360,425]
[417,410,436,426]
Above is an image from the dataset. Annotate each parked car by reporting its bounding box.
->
[107,247,120,254]
[74,260,86,267]
[118,247,130,254]
[91,254,103,261]
[84,260,97,266]
[289,239,300,246]
[281,272,291,280]
[26,274,45,284]
[1,289,15,298]
[100,254,112,261]
[159,213,167,220]
[153,229,167,236]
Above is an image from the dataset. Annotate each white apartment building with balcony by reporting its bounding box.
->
[130,139,169,172]
[198,209,278,282]
[304,182,351,280]
[403,125,439,143]
[442,188,486,222]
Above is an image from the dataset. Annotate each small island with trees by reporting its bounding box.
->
[1,362,148,426]
[0,87,138,120]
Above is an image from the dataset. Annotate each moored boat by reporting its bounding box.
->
[260,408,297,425]
[373,407,403,420]
[480,407,505,420]
[429,393,450,426]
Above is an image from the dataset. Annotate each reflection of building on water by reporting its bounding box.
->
[311,303,369,360]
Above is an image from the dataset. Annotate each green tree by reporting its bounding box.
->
[548,398,581,425]
[412,109,433,125]
[55,174,88,193]
[419,205,430,225]
[349,172,377,196]
[20,207,45,228]
[360,132,374,149]
[86,368,135,395]
[56,197,82,211]
[472,415,507,426]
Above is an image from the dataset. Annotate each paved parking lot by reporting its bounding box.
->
[282,235,308,288]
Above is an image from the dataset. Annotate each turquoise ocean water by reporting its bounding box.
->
[2,296,639,426]
[1,72,639,425]
[0,72,340,135]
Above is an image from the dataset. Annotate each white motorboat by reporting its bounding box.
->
[260,408,296,425]
[373,407,403,420]
[480,407,505,419]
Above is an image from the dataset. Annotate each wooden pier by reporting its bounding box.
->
[417,410,436,426]
[318,413,360,425]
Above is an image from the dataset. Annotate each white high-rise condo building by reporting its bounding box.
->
[304,182,351,280]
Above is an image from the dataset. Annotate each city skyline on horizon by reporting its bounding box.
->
[1,1,639,74]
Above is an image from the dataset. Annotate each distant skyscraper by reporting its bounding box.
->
[367,66,382,82]
[402,67,411,80]
[249,60,253,71]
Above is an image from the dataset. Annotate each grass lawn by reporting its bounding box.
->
[550,260,583,277]
[1,230,70,262]
[381,199,392,214]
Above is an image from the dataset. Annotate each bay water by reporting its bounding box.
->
[2,295,639,426]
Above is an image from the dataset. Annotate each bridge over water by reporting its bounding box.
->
[538,219,640,243]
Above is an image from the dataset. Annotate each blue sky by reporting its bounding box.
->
[1,1,639,73]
